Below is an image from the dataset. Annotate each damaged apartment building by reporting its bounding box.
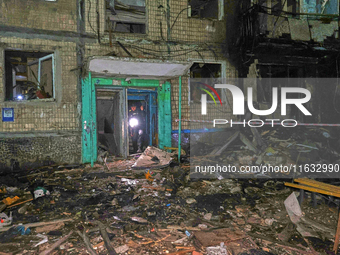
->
[1,0,339,170]
[234,0,340,124]
[0,0,237,169]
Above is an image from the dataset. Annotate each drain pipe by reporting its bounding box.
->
[89,72,94,167]
[178,76,182,162]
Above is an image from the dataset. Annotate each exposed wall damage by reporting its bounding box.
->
[0,0,233,168]
[233,0,340,124]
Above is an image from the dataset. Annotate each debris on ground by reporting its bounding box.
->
[0,127,340,254]
[132,146,174,169]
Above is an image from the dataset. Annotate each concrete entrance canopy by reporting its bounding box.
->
[87,57,192,79]
[82,57,192,165]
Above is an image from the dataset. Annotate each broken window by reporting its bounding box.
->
[254,0,338,15]
[189,63,222,103]
[254,0,298,14]
[106,0,146,34]
[4,50,55,101]
[256,65,305,103]
[188,0,224,20]
[300,0,338,15]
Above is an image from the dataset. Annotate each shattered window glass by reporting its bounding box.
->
[189,63,222,103]
[188,0,224,20]
[106,0,146,34]
[4,50,55,101]
[300,0,338,15]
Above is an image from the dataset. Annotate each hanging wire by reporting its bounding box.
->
[87,0,97,34]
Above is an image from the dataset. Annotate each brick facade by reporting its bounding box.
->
[0,0,237,168]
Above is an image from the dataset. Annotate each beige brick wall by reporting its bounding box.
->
[0,0,237,133]
[85,43,236,130]
[85,0,226,43]
[0,0,77,32]
[0,37,79,132]
[84,0,236,130]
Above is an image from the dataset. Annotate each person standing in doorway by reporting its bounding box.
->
[128,102,146,153]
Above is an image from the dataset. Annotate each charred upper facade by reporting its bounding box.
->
[231,0,340,123]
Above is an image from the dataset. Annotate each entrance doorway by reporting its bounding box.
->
[127,89,158,154]
[82,75,173,164]
[95,88,127,157]
[95,87,157,157]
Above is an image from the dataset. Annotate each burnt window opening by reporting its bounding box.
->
[4,50,55,101]
[254,0,298,15]
[106,0,146,34]
[256,65,304,103]
[188,0,224,20]
[300,0,339,15]
[189,63,222,103]
[254,0,339,15]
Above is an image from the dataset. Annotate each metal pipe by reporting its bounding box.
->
[178,76,182,162]
[89,71,94,167]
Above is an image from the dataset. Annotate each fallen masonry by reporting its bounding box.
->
[0,126,340,254]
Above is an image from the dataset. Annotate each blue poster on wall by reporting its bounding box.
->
[2,108,14,122]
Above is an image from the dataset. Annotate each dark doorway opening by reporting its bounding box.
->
[128,89,158,154]
[96,88,126,157]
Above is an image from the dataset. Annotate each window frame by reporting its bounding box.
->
[188,60,227,105]
[188,0,224,21]
[105,0,147,34]
[3,50,56,102]
[299,0,339,15]
[37,53,55,98]
[258,0,339,16]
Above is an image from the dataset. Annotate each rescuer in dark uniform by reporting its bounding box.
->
[128,102,146,153]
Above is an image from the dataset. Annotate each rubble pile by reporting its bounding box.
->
[0,128,340,254]
[190,126,340,179]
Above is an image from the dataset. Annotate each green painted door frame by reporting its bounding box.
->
[81,72,97,165]
[81,74,172,165]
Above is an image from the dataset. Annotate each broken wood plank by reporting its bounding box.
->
[39,230,73,255]
[77,230,98,255]
[139,234,171,245]
[247,232,316,254]
[250,127,266,150]
[142,186,173,192]
[93,241,104,249]
[0,218,74,232]
[175,246,196,249]
[240,133,259,154]
[54,169,83,174]
[95,221,117,255]
[0,252,13,255]
[333,209,340,253]
[210,131,240,156]
[173,236,188,244]
[7,198,33,208]
[166,248,196,255]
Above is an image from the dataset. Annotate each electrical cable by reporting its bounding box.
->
[128,45,198,58]
[272,0,287,37]
[169,2,220,33]
[127,43,211,54]
[87,0,97,34]
[170,7,190,31]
